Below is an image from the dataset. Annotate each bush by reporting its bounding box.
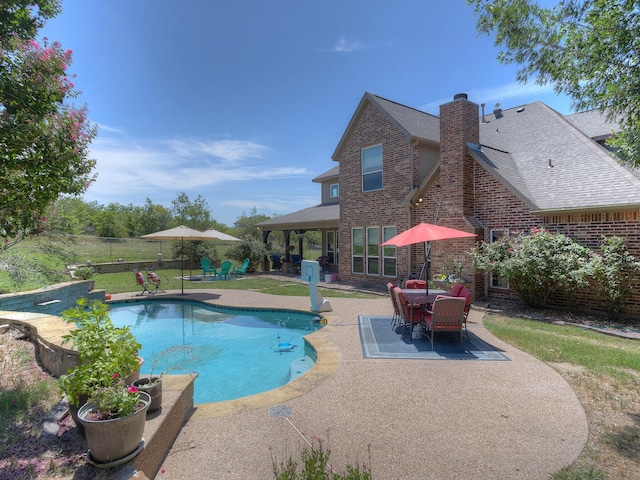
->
[589,236,640,317]
[473,228,591,307]
[472,228,640,314]
[225,238,270,272]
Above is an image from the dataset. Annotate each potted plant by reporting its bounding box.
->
[133,345,199,413]
[77,377,151,465]
[58,299,142,430]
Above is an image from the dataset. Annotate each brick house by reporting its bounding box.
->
[258,92,640,315]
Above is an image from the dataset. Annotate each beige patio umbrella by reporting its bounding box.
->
[202,228,241,242]
[141,225,215,294]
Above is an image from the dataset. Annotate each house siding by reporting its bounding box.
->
[338,102,417,284]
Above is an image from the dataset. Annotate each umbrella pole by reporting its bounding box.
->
[181,237,185,294]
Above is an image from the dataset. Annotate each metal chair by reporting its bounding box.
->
[393,287,425,339]
[422,295,466,350]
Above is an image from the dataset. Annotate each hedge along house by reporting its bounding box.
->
[259,92,640,315]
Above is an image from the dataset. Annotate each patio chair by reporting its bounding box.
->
[270,254,282,270]
[146,271,163,293]
[214,260,232,280]
[404,279,427,289]
[422,295,466,351]
[135,271,151,295]
[387,282,400,329]
[450,283,464,297]
[457,287,474,338]
[232,258,250,277]
[393,287,425,339]
[201,258,216,278]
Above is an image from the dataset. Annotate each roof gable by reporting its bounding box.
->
[332,92,439,161]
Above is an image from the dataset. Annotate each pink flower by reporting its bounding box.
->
[128,386,138,394]
[112,373,119,379]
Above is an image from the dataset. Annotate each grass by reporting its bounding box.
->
[484,314,640,480]
[94,270,377,299]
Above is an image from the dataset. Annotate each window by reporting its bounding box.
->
[382,226,397,277]
[490,229,509,289]
[352,228,364,274]
[330,183,339,198]
[362,144,382,192]
[326,231,338,265]
[366,227,379,275]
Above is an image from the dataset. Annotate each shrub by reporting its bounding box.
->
[74,265,94,280]
[225,238,270,272]
[473,228,591,307]
[589,236,640,317]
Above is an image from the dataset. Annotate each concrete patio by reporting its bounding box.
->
[110,287,587,480]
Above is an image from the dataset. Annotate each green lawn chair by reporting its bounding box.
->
[214,260,232,280]
[232,258,250,277]
[200,258,216,278]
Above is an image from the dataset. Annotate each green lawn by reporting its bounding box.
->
[94,270,376,299]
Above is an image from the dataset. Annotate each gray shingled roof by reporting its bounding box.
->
[256,204,339,230]
[367,94,440,144]
[565,109,621,140]
[332,92,439,160]
[312,165,339,183]
[472,102,640,211]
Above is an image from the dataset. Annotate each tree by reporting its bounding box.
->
[468,0,640,165]
[171,193,211,231]
[1,1,97,246]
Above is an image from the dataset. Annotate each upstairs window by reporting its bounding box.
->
[330,183,339,198]
[362,144,382,192]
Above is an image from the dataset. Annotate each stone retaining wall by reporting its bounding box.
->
[0,280,104,316]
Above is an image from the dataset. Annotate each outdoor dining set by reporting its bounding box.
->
[387,280,474,350]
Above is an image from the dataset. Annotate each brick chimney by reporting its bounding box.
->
[438,93,479,220]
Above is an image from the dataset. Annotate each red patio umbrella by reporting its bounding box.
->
[381,223,476,293]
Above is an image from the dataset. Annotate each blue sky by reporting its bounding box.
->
[41,0,572,227]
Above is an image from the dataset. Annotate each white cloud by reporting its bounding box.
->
[420,82,558,114]
[85,135,311,207]
[330,36,367,53]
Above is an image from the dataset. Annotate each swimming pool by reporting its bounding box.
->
[108,300,325,404]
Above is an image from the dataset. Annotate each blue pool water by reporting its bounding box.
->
[108,301,324,404]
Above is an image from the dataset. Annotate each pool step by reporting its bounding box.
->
[289,355,313,381]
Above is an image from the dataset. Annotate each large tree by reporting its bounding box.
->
[468,0,640,166]
[1,1,97,246]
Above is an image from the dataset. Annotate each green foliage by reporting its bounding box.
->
[552,464,606,480]
[272,438,372,480]
[171,193,212,231]
[225,238,270,272]
[58,299,141,405]
[74,265,94,280]
[589,236,640,317]
[468,0,640,166]
[235,207,270,241]
[0,1,61,45]
[0,5,97,241]
[473,228,639,314]
[171,239,218,264]
[87,378,141,419]
[473,228,591,307]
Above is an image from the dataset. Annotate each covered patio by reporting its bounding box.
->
[256,203,339,273]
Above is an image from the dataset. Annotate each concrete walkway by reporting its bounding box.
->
[113,288,587,480]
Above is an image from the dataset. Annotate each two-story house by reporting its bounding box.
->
[258,92,640,315]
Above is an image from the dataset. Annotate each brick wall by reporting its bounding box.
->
[338,101,416,284]
[474,164,640,316]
